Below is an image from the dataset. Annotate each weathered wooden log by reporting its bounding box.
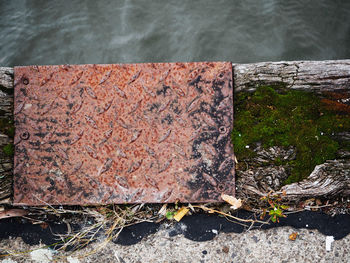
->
[281,159,350,200]
[234,59,350,93]
[0,61,349,205]
[0,67,14,203]
[233,60,350,202]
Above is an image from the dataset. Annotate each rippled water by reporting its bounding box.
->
[1,0,350,66]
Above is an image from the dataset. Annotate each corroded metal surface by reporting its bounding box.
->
[13,62,234,205]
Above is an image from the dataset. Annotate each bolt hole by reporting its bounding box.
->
[22,78,29,85]
[21,186,29,194]
[20,131,30,140]
[218,185,225,191]
[219,126,227,134]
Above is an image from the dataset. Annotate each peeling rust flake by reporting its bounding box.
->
[13,62,235,205]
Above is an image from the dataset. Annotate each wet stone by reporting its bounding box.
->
[13,62,234,205]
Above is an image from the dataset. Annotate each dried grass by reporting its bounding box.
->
[0,201,271,261]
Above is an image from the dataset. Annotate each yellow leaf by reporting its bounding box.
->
[221,194,242,210]
[173,207,189,222]
[289,232,298,241]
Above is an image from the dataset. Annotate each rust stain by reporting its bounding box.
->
[13,62,235,205]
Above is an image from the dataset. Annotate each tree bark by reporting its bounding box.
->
[234,59,350,93]
[1,61,350,204]
[281,160,350,200]
[0,67,14,204]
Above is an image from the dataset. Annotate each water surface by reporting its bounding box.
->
[1,0,349,66]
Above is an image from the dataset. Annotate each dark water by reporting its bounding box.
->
[1,0,350,66]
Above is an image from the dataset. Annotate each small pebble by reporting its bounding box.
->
[222,246,229,253]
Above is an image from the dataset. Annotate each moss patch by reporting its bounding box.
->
[2,143,14,157]
[0,118,15,158]
[0,118,14,138]
[232,86,350,184]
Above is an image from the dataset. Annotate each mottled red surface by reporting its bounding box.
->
[321,90,350,114]
[13,62,234,205]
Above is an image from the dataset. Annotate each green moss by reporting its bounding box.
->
[2,143,14,157]
[232,86,350,184]
[0,118,14,138]
[0,118,15,157]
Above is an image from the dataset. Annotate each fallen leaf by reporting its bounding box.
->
[173,207,189,222]
[221,194,242,210]
[188,203,195,212]
[289,232,298,241]
[304,198,315,206]
[158,204,167,216]
[0,209,28,219]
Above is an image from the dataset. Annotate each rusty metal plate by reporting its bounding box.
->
[13,62,234,205]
